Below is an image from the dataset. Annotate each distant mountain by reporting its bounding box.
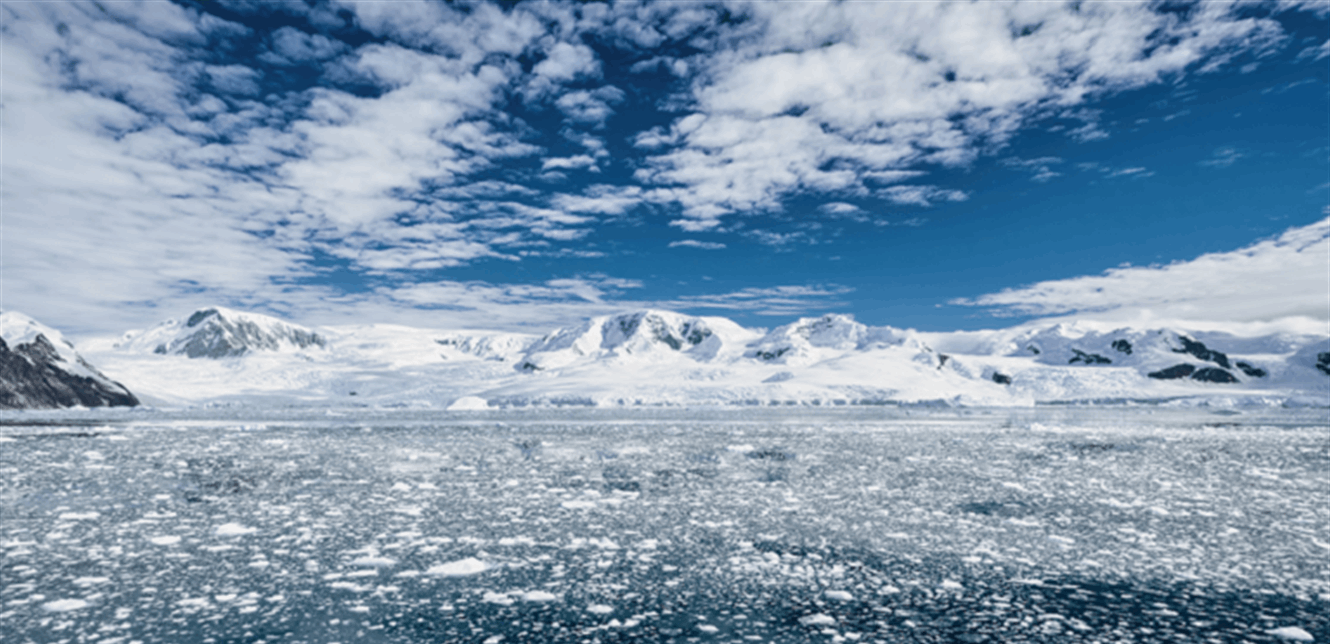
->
[116,307,326,358]
[746,314,933,365]
[514,310,758,372]
[71,306,1329,409]
[0,311,139,409]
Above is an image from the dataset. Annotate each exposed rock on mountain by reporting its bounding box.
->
[0,312,138,409]
[1069,349,1112,365]
[1172,335,1230,368]
[117,307,326,358]
[1191,367,1239,383]
[1318,352,1330,376]
[1148,364,1196,380]
[1235,361,1267,378]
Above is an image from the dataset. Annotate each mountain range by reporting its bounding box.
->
[3,307,1327,410]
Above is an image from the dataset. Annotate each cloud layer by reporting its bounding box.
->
[1,1,1323,334]
[954,217,1330,325]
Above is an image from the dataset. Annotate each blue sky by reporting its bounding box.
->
[2,1,1327,336]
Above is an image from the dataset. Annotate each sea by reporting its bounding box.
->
[2,406,1327,643]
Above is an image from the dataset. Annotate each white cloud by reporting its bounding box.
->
[541,155,599,171]
[665,285,854,317]
[1200,147,1245,168]
[953,217,1330,325]
[668,240,727,250]
[1001,156,1064,182]
[878,186,969,207]
[554,86,625,126]
[639,1,1289,227]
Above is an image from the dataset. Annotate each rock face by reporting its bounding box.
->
[1148,364,1196,380]
[1318,352,1330,376]
[1172,335,1230,368]
[120,307,326,358]
[0,312,138,409]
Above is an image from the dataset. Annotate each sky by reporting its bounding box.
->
[2,0,1327,338]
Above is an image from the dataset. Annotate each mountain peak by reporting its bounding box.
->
[120,307,326,358]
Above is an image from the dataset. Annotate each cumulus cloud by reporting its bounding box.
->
[953,217,1330,325]
[638,1,1289,227]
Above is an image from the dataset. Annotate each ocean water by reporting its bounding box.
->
[1,407,1327,643]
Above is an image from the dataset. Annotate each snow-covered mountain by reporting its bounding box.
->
[115,307,326,358]
[0,311,139,409]
[56,306,1330,410]
[514,310,758,372]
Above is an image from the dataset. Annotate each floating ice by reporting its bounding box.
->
[800,613,836,626]
[448,396,490,411]
[57,512,99,520]
[149,535,181,546]
[522,590,557,602]
[587,604,614,615]
[698,624,719,633]
[483,591,515,606]
[215,523,257,536]
[941,580,964,590]
[825,590,854,601]
[426,557,490,576]
[42,599,89,612]
[1267,626,1314,641]
[349,556,398,568]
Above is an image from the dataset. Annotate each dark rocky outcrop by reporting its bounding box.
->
[1069,349,1112,365]
[1148,364,1195,380]
[1172,335,1230,368]
[1191,367,1238,383]
[0,336,138,409]
[1234,361,1267,378]
[1318,352,1330,376]
[1111,339,1133,355]
[991,372,1012,385]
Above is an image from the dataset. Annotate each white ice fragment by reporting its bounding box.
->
[350,556,398,568]
[1267,626,1314,641]
[698,624,719,633]
[149,535,181,546]
[825,590,854,602]
[482,636,504,644]
[483,591,515,606]
[449,396,490,411]
[1048,535,1075,545]
[42,598,89,612]
[72,577,110,587]
[561,500,597,510]
[215,523,256,537]
[522,590,557,602]
[941,580,963,590]
[426,557,490,576]
[57,512,99,521]
[391,482,413,492]
[800,613,837,626]
[587,604,614,615]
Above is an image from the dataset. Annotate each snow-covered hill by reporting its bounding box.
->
[0,311,139,409]
[115,307,326,358]
[53,307,1330,410]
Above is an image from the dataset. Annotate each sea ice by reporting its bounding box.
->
[42,598,89,612]
[426,557,490,576]
[800,613,837,626]
[1267,626,1314,641]
[215,523,257,536]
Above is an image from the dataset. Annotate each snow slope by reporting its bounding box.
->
[0,311,139,408]
[67,307,1330,410]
